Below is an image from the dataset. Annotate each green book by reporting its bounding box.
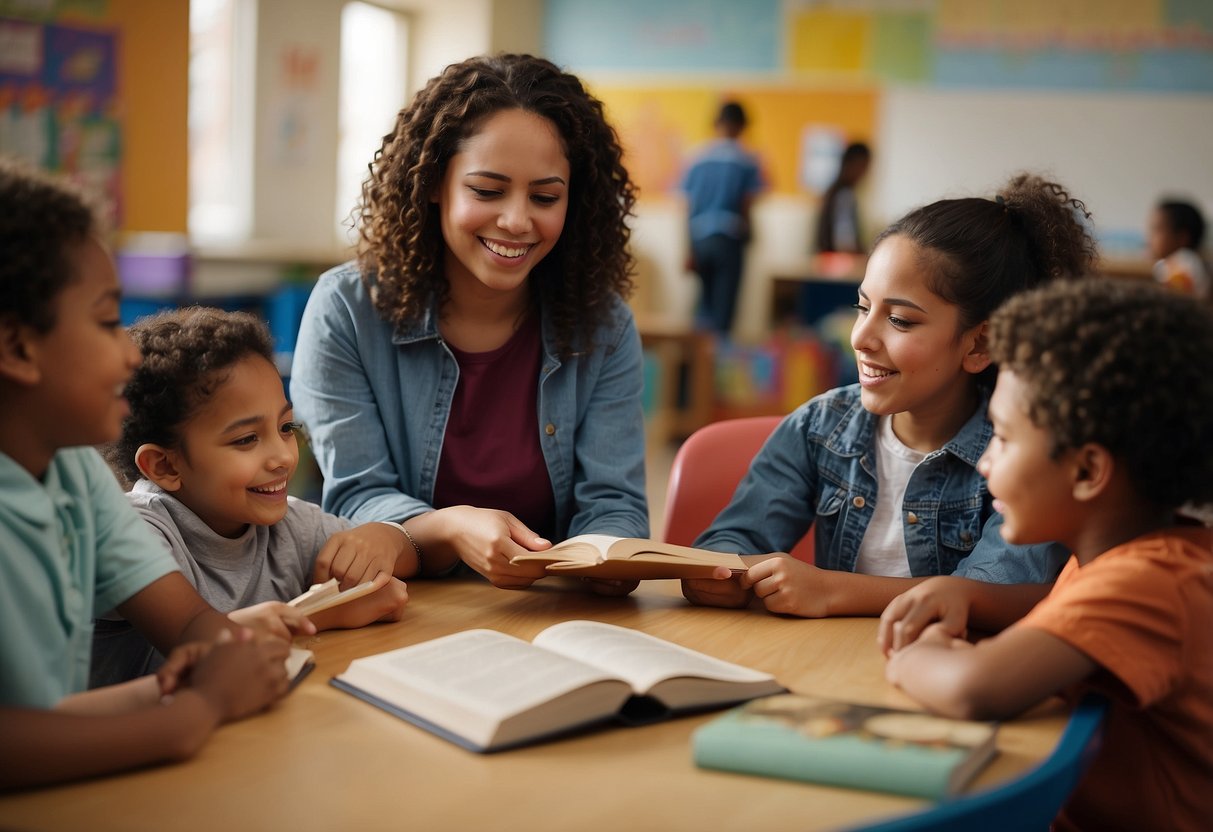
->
[693,693,998,800]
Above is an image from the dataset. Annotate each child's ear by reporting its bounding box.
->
[135,443,184,491]
[1070,443,1114,502]
[0,319,42,386]
[961,321,991,375]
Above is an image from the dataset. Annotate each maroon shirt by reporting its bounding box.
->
[432,314,556,540]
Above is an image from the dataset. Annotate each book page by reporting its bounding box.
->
[510,534,617,566]
[345,629,622,721]
[532,621,774,693]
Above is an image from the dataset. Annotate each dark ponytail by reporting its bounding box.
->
[875,173,1098,332]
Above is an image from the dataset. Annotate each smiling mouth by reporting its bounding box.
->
[481,238,533,259]
[249,481,287,495]
[859,362,897,379]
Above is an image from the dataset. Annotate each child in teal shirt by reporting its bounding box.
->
[0,158,294,789]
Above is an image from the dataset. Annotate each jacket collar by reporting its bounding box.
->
[824,385,992,466]
[389,295,562,368]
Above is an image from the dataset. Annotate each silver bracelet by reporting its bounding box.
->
[379,521,423,573]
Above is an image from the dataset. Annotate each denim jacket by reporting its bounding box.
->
[289,263,649,540]
[696,385,1067,583]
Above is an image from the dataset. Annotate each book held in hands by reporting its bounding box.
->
[331,620,784,752]
[693,693,999,799]
[509,534,746,580]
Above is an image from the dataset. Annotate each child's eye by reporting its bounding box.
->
[231,434,258,447]
[282,420,303,436]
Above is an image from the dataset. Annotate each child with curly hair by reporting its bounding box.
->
[881,278,1213,831]
[684,173,1096,620]
[0,158,290,789]
[291,54,648,592]
[92,307,410,687]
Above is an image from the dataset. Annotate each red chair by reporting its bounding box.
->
[661,416,815,563]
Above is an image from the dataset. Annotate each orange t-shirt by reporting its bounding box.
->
[1017,527,1213,832]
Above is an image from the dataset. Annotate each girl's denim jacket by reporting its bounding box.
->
[696,385,1066,583]
[289,263,649,541]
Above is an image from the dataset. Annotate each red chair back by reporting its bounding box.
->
[661,416,815,563]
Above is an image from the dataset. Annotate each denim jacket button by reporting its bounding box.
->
[907,511,919,524]
[545,423,556,436]
[852,496,865,509]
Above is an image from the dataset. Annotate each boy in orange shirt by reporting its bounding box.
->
[880,278,1213,831]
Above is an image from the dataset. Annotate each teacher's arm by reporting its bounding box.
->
[290,271,432,525]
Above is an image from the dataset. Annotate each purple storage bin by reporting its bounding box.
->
[116,251,191,297]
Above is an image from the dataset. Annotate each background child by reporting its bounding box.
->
[290,54,648,593]
[881,278,1213,832]
[93,307,410,687]
[683,173,1097,620]
[680,99,767,337]
[0,157,290,790]
[1147,197,1209,300]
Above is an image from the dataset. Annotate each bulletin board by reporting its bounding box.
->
[0,16,122,223]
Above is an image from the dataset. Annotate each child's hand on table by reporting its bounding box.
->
[877,576,973,656]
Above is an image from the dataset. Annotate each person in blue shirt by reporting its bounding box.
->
[684,173,1098,624]
[291,54,648,592]
[680,100,766,337]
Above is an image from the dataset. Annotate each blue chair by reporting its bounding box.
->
[844,694,1109,832]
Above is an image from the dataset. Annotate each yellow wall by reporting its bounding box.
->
[594,84,877,201]
[103,0,189,233]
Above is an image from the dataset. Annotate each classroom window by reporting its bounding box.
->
[335,1,409,244]
[188,0,256,244]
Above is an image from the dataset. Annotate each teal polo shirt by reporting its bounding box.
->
[0,447,178,708]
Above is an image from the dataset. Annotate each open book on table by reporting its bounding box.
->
[332,620,784,752]
[509,534,746,580]
[693,693,999,799]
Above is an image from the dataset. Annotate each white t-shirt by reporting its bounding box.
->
[854,416,925,577]
[1154,247,1210,300]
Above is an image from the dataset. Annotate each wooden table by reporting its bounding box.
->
[0,579,1068,832]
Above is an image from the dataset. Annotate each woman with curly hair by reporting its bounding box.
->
[291,54,648,591]
[684,173,1098,621]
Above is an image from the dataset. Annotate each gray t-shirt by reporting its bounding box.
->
[89,480,350,687]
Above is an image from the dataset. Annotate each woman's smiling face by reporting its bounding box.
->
[434,108,570,301]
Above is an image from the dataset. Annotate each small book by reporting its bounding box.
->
[693,693,999,800]
[509,534,746,580]
[331,620,784,752]
[286,646,315,689]
[287,577,377,615]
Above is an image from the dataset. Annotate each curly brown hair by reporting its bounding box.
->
[354,53,636,357]
[103,307,275,488]
[0,156,102,332]
[989,278,1213,510]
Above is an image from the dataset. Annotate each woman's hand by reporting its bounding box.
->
[433,506,551,588]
